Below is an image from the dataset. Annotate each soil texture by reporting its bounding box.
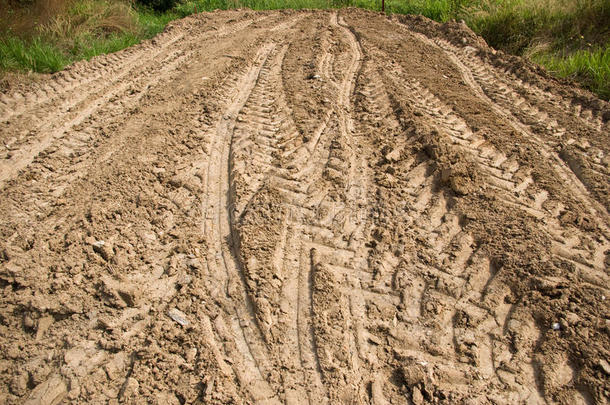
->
[1,8,609,405]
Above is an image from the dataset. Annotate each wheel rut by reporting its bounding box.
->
[1,8,608,405]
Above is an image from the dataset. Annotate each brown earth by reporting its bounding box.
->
[0,8,609,405]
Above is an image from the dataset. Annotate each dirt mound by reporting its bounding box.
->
[0,8,608,405]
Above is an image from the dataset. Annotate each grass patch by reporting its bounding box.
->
[464,0,609,99]
[355,0,453,21]
[531,46,610,100]
[0,36,68,72]
[0,0,168,73]
[467,0,610,54]
[138,8,179,36]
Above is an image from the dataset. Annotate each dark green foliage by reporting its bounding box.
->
[136,0,180,12]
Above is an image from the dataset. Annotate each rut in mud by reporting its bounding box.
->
[1,8,609,405]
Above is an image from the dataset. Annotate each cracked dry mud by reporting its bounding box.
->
[1,8,609,405]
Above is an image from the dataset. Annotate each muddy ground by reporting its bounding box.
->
[0,8,609,405]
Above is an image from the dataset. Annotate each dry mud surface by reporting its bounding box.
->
[1,8,609,405]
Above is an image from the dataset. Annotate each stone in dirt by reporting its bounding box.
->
[168,308,189,326]
[24,375,67,405]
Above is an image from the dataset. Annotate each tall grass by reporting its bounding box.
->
[464,0,609,100]
[468,0,609,54]
[0,0,146,74]
[532,46,610,100]
[0,36,68,72]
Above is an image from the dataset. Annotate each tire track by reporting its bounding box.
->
[351,45,566,402]
[389,15,608,135]
[1,20,297,405]
[202,42,281,404]
[228,11,372,401]
[0,13,268,126]
[372,43,608,292]
[398,26,610,226]
[0,15,273,190]
[426,37,610,212]
[0,16,280,246]
[229,41,324,402]
[2,9,609,405]
[368,39,605,401]
[228,13,340,402]
[226,15,333,402]
[388,46,610,280]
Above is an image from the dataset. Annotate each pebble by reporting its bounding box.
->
[178,274,193,286]
[168,308,189,326]
[599,359,610,375]
[186,347,197,362]
[24,375,67,405]
[91,240,113,261]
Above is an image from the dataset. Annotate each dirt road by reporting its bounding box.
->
[0,8,609,405]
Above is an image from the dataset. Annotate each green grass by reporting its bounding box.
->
[465,0,609,100]
[468,0,610,54]
[0,0,608,100]
[70,32,141,58]
[532,46,610,100]
[0,37,69,73]
[138,8,179,36]
[356,0,454,21]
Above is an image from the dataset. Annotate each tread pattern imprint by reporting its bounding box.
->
[0,8,609,405]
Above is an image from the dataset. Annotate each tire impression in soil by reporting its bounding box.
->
[0,8,609,405]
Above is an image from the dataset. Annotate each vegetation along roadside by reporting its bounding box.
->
[0,0,608,100]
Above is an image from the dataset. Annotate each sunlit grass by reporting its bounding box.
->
[532,46,610,100]
[0,36,68,73]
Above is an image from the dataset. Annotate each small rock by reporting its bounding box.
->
[64,347,87,370]
[412,386,424,405]
[24,315,36,330]
[10,371,29,396]
[177,274,193,286]
[168,308,189,326]
[35,316,54,341]
[551,322,561,330]
[104,353,127,381]
[185,347,197,363]
[599,359,610,375]
[384,147,402,163]
[24,375,67,405]
[100,276,139,308]
[120,377,139,400]
[367,333,381,345]
[92,240,113,261]
[565,312,580,325]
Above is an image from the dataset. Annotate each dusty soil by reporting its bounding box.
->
[0,8,609,405]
